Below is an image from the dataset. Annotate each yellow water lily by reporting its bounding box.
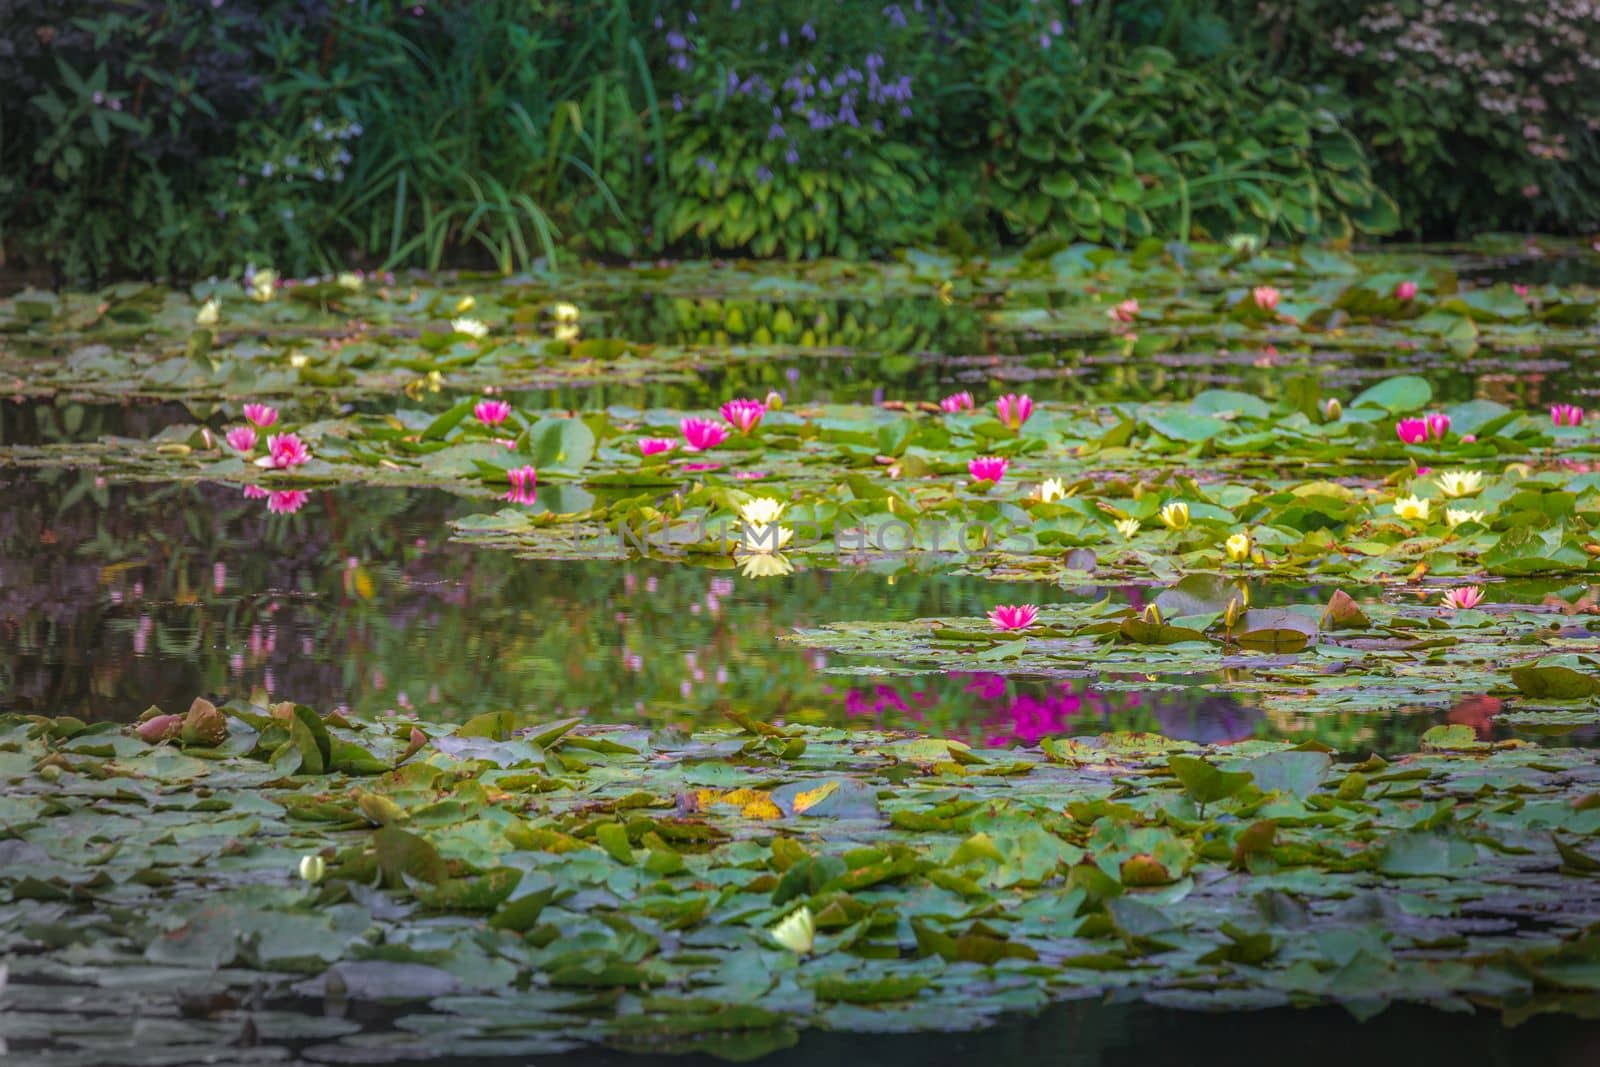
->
[451,317,488,339]
[1159,501,1190,530]
[298,855,326,883]
[249,268,277,302]
[1392,495,1430,521]
[1037,477,1067,503]
[738,552,794,579]
[1446,507,1486,528]
[336,271,363,291]
[454,294,476,313]
[1434,470,1484,498]
[552,301,580,323]
[196,297,220,326]
[1224,531,1251,562]
[769,905,815,954]
[738,498,792,553]
[1114,518,1141,539]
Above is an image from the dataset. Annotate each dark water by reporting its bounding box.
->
[1,466,1579,754]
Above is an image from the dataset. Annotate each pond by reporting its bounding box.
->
[3,242,1600,1064]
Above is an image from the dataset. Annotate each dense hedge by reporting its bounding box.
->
[1,1,1592,282]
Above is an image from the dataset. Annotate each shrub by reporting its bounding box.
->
[1241,0,1600,235]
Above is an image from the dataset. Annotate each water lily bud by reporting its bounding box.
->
[1322,398,1342,421]
[1141,603,1163,625]
[1223,596,1245,630]
[764,390,784,411]
[454,295,476,313]
[299,855,327,884]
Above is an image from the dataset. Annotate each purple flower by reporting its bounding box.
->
[768,122,785,141]
[801,22,816,40]
[666,30,686,49]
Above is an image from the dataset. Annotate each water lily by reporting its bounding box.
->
[505,465,538,505]
[1037,477,1067,503]
[298,854,327,883]
[263,433,310,469]
[940,391,975,413]
[738,498,792,553]
[226,426,257,454]
[451,317,488,339]
[267,489,310,515]
[1224,531,1251,562]
[1251,285,1280,312]
[1552,403,1585,427]
[987,604,1039,631]
[1441,586,1484,611]
[739,552,794,579]
[249,268,277,302]
[336,271,363,291]
[681,417,730,451]
[1396,418,1427,445]
[242,485,270,500]
[474,399,512,427]
[968,456,1009,484]
[1114,518,1141,538]
[1425,412,1450,440]
[1392,495,1430,521]
[552,301,580,323]
[243,403,278,429]
[764,390,784,410]
[1322,398,1342,421]
[638,437,677,457]
[995,393,1034,430]
[1109,298,1139,324]
[454,294,476,313]
[1159,501,1190,530]
[1434,470,1483,497]
[1394,280,1418,302]
[1445,507,1486,528]
[196,297,220,326]
[769,905,815,953]
[721,398,765,433]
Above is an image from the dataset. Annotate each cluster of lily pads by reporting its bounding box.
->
[4,699,1600,1061]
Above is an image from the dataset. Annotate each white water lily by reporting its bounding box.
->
[769,905,815,954]
[451,317,488,339]
[1114,518,1141,539]
[740,498,785,526]
[1159,501,1190,530]
[1037,477,1067,503]
[196,297,220,326]
[1446,507,1486,528]
[1434,470,1484,498]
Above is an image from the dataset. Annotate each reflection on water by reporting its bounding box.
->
[5,469,1589,752]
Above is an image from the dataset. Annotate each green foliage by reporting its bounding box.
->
[1239,0,1600,236]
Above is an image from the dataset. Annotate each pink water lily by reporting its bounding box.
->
[505,465,538,505]
[969,456,1009,483]
[265,432,310,468]
[1396,419,1428,445]
[1441,586,1484,611]
[1109,298,1139,324]
[995,393,1034,430]
[681,417,730,451]
[242,485,270,500]
[243,403,278,428]
[638,437,678,457]
[1425,412,1450,440]
[226,426,258,453]
[1394,280,1418,302]
[940,390,975,413]
[474,399,512,427]
[987,604,1039,631]
[1251,286,1280,312]
[267,489,310,515]
[721,398,765,433]
[1552,403,1585,427]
